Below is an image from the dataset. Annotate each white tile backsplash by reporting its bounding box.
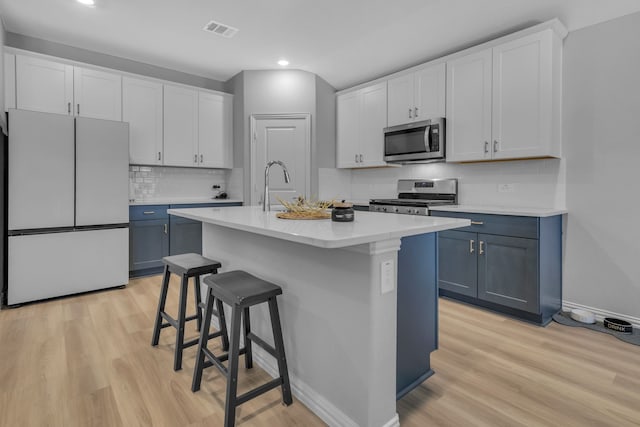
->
[322,158,566,208]
[129,166,231,201]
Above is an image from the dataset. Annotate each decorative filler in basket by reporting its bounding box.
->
[603,318,633,334]
[275,196,334,220]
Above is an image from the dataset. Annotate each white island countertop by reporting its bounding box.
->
[168,206,470,249]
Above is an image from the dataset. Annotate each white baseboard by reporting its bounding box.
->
[562,300,640,328]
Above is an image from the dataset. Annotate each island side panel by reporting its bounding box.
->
[202,222,399,427]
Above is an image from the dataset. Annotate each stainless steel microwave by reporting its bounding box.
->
[383,118,445,163]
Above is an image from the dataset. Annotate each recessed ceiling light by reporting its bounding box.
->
[278,59,289,67]
[77,0,95,6]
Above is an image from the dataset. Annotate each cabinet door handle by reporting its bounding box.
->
[194,154,198,163]
[479,241,485,255]
[408,108,412,119]
[77,104,80,115]
[157,152,161,161]
[484,141,489,153]
[143,211,155,215]
[470,221,484,225]
[359,154,363,163]
[470,239,475,253]
[355,154,359,163]
[414,107,419,118]
[68,102,71,114]
[200,154,204,163]
[493,140,499,152]
[163,223,168,234]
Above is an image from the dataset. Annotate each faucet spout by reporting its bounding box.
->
[263,160,291,212]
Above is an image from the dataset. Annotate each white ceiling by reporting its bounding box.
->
[2,0,640,90]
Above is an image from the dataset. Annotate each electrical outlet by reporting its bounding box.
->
[497,183,515,193]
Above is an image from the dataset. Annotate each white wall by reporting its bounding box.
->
[562,11,640,319]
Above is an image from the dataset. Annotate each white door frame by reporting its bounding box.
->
[250,113,312,206]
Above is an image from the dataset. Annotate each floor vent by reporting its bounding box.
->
[203,20,239,38]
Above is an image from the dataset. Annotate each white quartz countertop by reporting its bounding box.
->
[129,198,243,206]
[168,206,470,249]
[430,204,567,217]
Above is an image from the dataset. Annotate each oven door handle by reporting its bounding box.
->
[423,125,432,152]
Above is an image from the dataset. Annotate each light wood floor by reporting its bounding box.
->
[0,275,638,426]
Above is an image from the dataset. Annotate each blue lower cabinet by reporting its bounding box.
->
[169,216,202,256]
[129,219,169,276]
[433,212,562,325]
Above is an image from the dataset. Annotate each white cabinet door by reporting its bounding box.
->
[359,82,387,167]
[16,55,73,115]
[73,66,122,121]
[123,77,163,165]
[4,53,16,111]
[492,31,553,160]
[446,49,493,162]
[415,62,446,120]
[198,91,233,168]
[336,90,360,168]
[387,73,414,127]
[164,84,198,167]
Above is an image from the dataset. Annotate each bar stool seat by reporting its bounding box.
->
[151,253,229,371]
[192,270,293,427]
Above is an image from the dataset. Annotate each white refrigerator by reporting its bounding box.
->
[7,109,129,305]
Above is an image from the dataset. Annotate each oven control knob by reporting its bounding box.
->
[407,209,414,214]
[382,207,387,212]
[393,207,399,213]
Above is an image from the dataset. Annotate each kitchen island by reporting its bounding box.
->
[168,206,469,427]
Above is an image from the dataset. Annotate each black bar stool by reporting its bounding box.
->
[192,270,293,427]
[151,253,229,371]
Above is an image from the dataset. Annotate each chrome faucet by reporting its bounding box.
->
[263,160,291,212]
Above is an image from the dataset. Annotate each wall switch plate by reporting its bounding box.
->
[380,259,395,295]
[498,183,515,193]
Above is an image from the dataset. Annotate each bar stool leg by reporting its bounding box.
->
[268,297,293,405]
[224,306,243,427]
[216,298,230,351]
[151,265,171,346]
[194,275,203,332]
[192,287,215,392]
[243,307,253,369]
[174,273,189,371]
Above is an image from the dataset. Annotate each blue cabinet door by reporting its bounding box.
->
[129,219,169,273]
[477,233,539,313]
[169,216,202,256]
[438,229,478,297]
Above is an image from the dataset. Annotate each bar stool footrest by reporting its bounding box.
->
[246,332,276,358]
[236,378,284,407]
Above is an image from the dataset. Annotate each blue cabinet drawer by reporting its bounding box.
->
[129,205,169,221]
[431,211,539,239]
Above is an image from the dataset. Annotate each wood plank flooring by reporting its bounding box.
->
[1,275,639,426]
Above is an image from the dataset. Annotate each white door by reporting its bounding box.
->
[336,91,360,168]
[75,117,130,226]
[123,76,164,165]
[446,49,493,162]
[415,62,446,120]
[73,66,122,120]
[164,85,198,167]
[252,115,310,206]
[492,31,553,160]
[16,55,73,115]
[359,81,387,167]
[387,73,414,126]
[198,91,233,168]
[8,109,75,230]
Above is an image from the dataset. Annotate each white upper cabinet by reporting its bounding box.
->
[387,62,446,127]
[73,66,122,121]
[123,76,164,165]
[198,91,233,169]
[336,81,387,168]
[16,55,73,115]
[447,27,563,162]
[446,49,493,162]
[163,84,199,167]
[5,53,16,111]
[15,55,121,120]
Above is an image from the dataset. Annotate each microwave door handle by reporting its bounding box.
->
[424,125,432,152]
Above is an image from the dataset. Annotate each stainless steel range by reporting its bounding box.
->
[369,178,458,216]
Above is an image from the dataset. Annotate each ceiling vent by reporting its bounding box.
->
[203,20,239,38]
